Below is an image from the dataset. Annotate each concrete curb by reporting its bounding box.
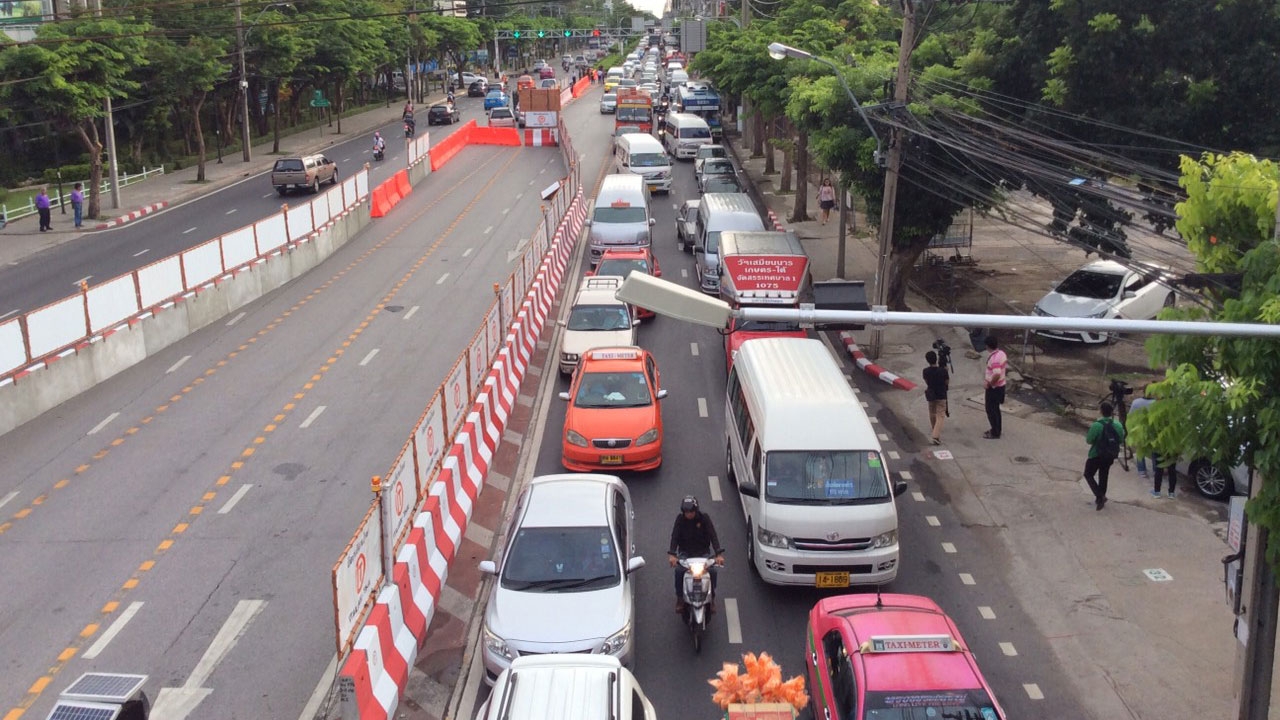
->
[839,331,916,391]
[93,201,169,230]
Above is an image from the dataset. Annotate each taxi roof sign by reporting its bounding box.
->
[862,634,958,654]
[588,348,642,360]
[610,199,632,208]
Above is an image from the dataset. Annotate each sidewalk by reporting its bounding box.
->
[731,138,1236,719]
[0,94,448,268]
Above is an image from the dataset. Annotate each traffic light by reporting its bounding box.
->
[512,29,521,38]
[536,29,546,38]
[563,29,572,37]
[592,28,601,36]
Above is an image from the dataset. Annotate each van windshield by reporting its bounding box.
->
[594,206,647,223]
[630,153,667,168]
[680,127,711,139]
[764,450,889,504]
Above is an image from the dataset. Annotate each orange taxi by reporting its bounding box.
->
[592,247,662,319]
[806,593,1007,720]
[559,347,666,472]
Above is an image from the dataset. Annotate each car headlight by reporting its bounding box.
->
[871,529,898,549]
[757,526,790,549]
[484,626,513,659]
[566,429,589,447]
[600,625,631,655]
[561,352,579,363]
[1032,306,1049,317]
[1089,309,1110,318]
[635,428,659,446]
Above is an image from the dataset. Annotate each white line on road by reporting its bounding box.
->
[877,433,889,441]
[672,203,678,210]
[900,470,913,481]
[0,491,18,511]
[539,167,547,174]
[1000,642,1018,656]
[484,226,494,234]
[868,416,879,424]
[218,484,253,514]
[226,311,246,326]
[697,398,708,418]
[342,158,351,163]
[262,193,275,199]
[942,542,956,554]
[0,309,16,321]
[82,601,144,659]
[911,491,925,502]
[166,355,191,374]
[528,179,534,186]
[681,268,688,278]
[925,515,940,527]
[690,342,699,356]
[183,226,198,234]
[959,573,975,585]
[299,405,326,429]
[516,192,524,199]
[708,476,722,502]
[133,248,150,257]
[437,272,451,284]
[725,598,743,644]
[186,599,267,688]
[463,248,474,257]
[1023,684,1044,700]
[225,208,237,215]
[979,606,997,620]
[88,412,120,436]
[502,208,510,215]
[72,276,92,287]
[887,450,900,460]
[299,653,339,720]
[359,349,379,366]
[403,305,420,320]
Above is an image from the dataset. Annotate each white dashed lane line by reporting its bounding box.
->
[887,450,899,460]
[724,598,743,644]
[219,483,254,514]
[1000,642,1018,656]
[484,226,494,234]
[959,573,976,585]
[437,272,451,285]
[900,470,913,481]
[941,542,956,554]
[868,416,879,424]
[133,249,150,257]
[226,311,246,326]
[681,268,688,278]
[463,248,474,257]
[516,192,524,199]
[877,433,889,442]
[299,405,326,429]
[82,601,144,659]
[1023,684,1044,700]
[910,491,925,502]
[225,208,237,215]
[72,276,92,287]
[690,343,699,356]
[403,306,420,320]
[87,412,120,436]
[697,398,708,418]
[502,208,510,215]
[0,309,16,321]
[183,226,198,233]
[0,491,19,511]
[979,606,997,620]
[262,193,275,199]
[359,349,379,366]
[708,476,722,502]
[925,515,940,527]
[166,355,191,374]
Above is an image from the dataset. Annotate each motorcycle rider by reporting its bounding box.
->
[372,131,385,156]
[668,495,724,614]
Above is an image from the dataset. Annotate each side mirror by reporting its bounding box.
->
[1123,290,1137,299]
[558,391,571,401]
[626,556,646,573]
[738,481,760,499]
[648,218,656,226]
[893,480,908,498]
[478,560,497,575]
[556,319,566,327]
[656,389,668,399]
[632,318,641,327]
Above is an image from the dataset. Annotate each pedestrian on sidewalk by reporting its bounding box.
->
[818,178,836,225]
[35,187,52,232]
[1084,401,1126,510]
[1129,385,1155,479]
[922,350,949,445]
[982,335,1006,439]
[70,183,84,229]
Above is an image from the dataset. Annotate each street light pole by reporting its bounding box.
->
[235,0,252,162]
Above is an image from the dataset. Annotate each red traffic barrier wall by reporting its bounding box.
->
[394,169,412,199]
[469,126,522,146]
[571,76,591,98]
[429,120,476,172]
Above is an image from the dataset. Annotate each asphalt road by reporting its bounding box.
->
[0,97,490,318]
[0,137,563,719]
[500,85,1093,718]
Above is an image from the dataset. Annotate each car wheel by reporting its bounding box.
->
[725,440,736,485]
[276,187,287,197]
[330,170,339,186]
[310,177,320,194]
[746,519,757,570]
[1163,293,1176,309]
[1190,459,1233,501]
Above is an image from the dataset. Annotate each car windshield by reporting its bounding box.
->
[630,153,666,168]
[736,319,801,333]
[274,159,304,172]
[486,90,503,97]
[501,526,621,592]
[597,259,650,278]
[617,107,652,123]
[765,450,890,504]
[698,147,728,160]
[703,179,743,193]
[703,160,734,175]
[1054,269,1122,300]
[681,127,712,139]
[574,371,652,408]
[594,206,646,223]
[491,109,512,118]
[567,304,632,331]
[602,94,617,103]
[616,127,642,136]
[861,690,1002,719]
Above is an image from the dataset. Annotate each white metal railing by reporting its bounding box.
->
[1,166,166,226]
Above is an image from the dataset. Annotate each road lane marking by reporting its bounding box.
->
[887,450,899,460]
[226,311,246,326]
[299,653,339,720]
[262,193,275,199]
[87,412,120,436]
[502,208,510,215]
[942,542,956,554]
[299,406,326,428]
[218,484,253,514]
[708,476,722,502]
[672,203,678,210]
[1023,684,1044,700]
[0,491,18,511]
[861,401,869,408]
[359,349,379,366]
[877,433,889,441]
[0,309,16,321]
[900,470,913,481]
[186,599,267,688]
[925,515,940,527]
[869,416,879,424]
[515,192,524,199]
[979,606,996,620]
[166,355,191,374]
[225,208,237,215]
[463,248,474,257]
[697,398,708,418]
[690,343,699,356]
[911,491,925,502]
[724,598,742,644]
[73,276,92,287]
[82,601,144,659]
[1000,642,1018,656]
[403,306,420,320]
[539,167,547,174]
[183,226,198,234]
[437,272,451,284]
[484,226,493,234]
[133,249,150,257]
[959,573,975,585]
[681,268,688,278]
[528,179,534,185]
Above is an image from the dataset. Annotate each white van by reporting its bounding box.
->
[477,655,657,720]
[586,174,654,266]
[693,193,764,294]
[668,69,689,89]
[662,112,712,159]
[725,338,908,587]
[613,134,672,194]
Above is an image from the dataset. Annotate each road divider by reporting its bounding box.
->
[839,332,917,391]
[571,75,592,98]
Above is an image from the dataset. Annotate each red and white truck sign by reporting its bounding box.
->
[718,231,811,305]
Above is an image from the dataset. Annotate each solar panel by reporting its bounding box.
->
[59,673,147,703]
[45,701,121,720]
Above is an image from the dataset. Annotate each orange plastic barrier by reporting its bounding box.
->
[394,169,412,199]
[370,185,389,218]
[469,126,522,146]
[383,179,402,208]
[429,120,476,171]
[571,76,591,98]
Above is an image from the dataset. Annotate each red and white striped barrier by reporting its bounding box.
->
[338,188,585,719]
[839,332,917,391]
[94,201,169,230]
[767,210,785,231]
[522,129,558,147]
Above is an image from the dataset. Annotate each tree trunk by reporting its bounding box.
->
[192,92,207,182]
[272,79,282,154]
[751,111,764,157]
[790,130,810,223]
[335,79,344,134]
[884,234,933,310]
[75,121,104,219]
[764,137,776,175]
[781,142,793,192]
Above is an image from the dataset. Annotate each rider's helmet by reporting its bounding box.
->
[680,496,699,515]
[374,131,381,139]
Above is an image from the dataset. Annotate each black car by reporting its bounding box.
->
[427,102,459,125]
[467,80,488,97]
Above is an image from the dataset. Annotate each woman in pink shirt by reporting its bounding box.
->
[983,335,1006,439]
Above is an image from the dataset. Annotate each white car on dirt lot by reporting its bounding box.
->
[1032,259,1174,343]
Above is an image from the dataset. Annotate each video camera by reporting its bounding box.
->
[1109,379,1133,398]
[932,338,953,371]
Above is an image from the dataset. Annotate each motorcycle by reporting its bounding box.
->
[678,556,717,652]
[372,144,385,161]
[404,122,415,138]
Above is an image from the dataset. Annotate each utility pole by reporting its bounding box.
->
[235,0,252,162]
[92,0,121,209]
[868,0,916,359]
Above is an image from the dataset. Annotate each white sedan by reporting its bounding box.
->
[1032,259,1174,343]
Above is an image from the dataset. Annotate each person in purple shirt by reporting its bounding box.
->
[70,183,84,228]
[35,187,52,232]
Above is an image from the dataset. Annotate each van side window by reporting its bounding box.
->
[750,443,763,480]
[727,371,750,442]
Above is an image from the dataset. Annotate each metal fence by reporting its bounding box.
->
[1,166,166,224]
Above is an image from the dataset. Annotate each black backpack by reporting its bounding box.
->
[1096,419,1122,460]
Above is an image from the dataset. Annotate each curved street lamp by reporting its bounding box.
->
[766,42,883,164]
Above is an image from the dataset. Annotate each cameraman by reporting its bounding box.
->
[923,349,949,445]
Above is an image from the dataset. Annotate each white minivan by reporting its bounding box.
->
[614,134,672,194]
[586,174,654,266]
[692,193,764,293]
[725,338,907,587]
[662,112,713,159]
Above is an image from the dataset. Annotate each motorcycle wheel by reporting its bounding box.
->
[691,622,702,653]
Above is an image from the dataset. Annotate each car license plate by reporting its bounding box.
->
[815,571,850,588]
[601,455,623,465]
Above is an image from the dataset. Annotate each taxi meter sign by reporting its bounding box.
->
[722,255,807,293]
[866,634,957,653]
[589,349,640,360]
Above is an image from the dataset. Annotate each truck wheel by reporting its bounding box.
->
[311,178,320,194]
[276,187,287,197]
[330,170,339,186]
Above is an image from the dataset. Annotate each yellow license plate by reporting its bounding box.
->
[601,455,623,465]
[815,571,850,588]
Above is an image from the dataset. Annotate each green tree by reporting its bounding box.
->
[149,37,231,182]
[421,14,484,86]
[1128,152,1280,566]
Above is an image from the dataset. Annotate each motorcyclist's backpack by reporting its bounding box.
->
[1096,419,1122,460]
